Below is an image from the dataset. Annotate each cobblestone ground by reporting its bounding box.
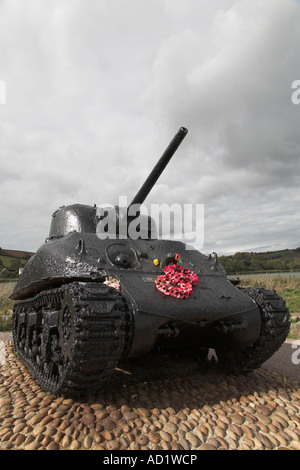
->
[0,340,299,450]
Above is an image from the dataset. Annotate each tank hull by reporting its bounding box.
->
[120,270,260,357]
[12,233,261,359]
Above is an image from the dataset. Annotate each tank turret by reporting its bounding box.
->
[11,127,290,396]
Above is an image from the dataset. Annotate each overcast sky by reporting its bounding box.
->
[0,0,299,256]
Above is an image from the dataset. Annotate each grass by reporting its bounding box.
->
[0,282,16,331]
[239,273,300,290]
[277,289,300,316]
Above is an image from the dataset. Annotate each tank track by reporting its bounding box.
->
[12,282,133,396]
[218,287,290,373]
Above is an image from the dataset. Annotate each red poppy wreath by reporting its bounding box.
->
[155,264,199,299]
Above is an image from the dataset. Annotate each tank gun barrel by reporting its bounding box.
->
[128,126,188,209]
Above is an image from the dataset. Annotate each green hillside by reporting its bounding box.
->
[0,248,34,281]
[1,246,300,280]
[219,247,300,275]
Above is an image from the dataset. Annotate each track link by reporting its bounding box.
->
[12,282,133,396]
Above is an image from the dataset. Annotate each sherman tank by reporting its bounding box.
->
[11,127,290,396]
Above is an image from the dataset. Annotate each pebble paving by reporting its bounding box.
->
[0,340,299,451]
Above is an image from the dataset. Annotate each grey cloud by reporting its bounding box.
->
[0,0,299,255]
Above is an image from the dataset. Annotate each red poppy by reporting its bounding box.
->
[155,264,199,299]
